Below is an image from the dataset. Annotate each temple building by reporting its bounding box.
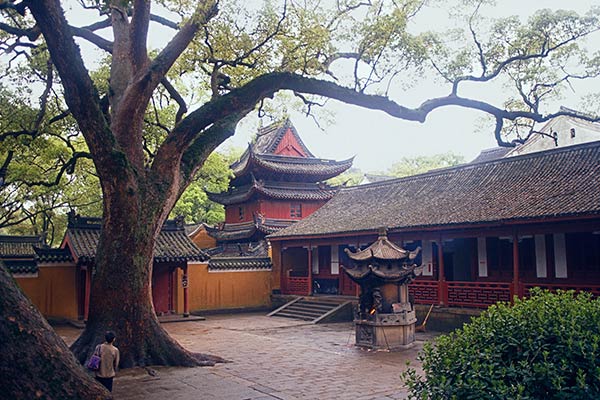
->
[197,119,353,276]
[269,140,600,308]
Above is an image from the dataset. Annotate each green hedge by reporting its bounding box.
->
[402,289,600,399]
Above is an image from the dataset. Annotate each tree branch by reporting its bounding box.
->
[70,25,114,52]
[26,0,115,176]
[150,13,179,30]
[22,152,93,188]
[130,0,151,72]
[161,78,188,124]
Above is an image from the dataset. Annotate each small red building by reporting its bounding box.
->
[269,141,600,307]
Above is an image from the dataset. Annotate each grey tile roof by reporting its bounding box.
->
[231,152,354,180]
[206,241,272,271]
[65,216,208,263]
[34,247,73,263]
[0,235,43,257]
[270,141,600,239]
[3,260,38,274]
[207,179,340,205]
[229,119,352,181]
[470,147,512,163]
[206,218,295,241]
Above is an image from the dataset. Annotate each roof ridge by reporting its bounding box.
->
[344,140,600,192]
[0,235,43,243]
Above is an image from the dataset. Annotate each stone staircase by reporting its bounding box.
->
[268,297,353,323]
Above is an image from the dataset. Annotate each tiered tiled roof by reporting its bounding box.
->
[207,179,340,205]
[65,215,208,263]
[271,141,600,239]
[206,241,272,271]
[205,217,295,241]
[232,151,354,181]
[228,119,352,186]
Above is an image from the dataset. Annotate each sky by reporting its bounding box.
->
[220,0,600,172]
[63,0,600,173]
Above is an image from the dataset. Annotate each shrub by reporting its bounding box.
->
[402,289,600,399]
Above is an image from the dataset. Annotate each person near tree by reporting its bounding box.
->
[95,331,120,392]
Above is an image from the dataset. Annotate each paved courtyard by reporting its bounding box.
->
[56,313,436,400]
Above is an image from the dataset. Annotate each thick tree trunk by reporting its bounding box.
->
[0,262,111,399]
[70,184,219,368]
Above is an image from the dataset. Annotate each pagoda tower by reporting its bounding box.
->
[204,119,353,269]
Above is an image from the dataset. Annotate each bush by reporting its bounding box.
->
[402,289,600,399]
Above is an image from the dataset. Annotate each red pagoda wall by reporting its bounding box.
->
[259,200,325,220]
[225,201,261,223]
[273,128,308,157]
[224,199,326,223]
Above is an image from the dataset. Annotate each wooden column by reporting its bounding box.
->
[280,246,286,294]
[354,241,360,297]
[182,265,189,317]
[307,245,313,296]
[512,233,520,301]
[84,267,91,321]
[437,238,447,306]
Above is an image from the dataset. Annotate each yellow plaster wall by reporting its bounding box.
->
[189,227,217,250]
[175,263,272,313]
[16,264,79,320]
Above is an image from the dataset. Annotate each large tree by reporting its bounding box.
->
[0,0,599,395]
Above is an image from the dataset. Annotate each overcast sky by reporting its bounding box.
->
[64,0,600,172]
[223,1,600,172]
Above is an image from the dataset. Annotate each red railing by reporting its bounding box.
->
[409,281,439,304]
[523,283,600,298]
[286,277,309,295]
[283,276,600,308]
[447,281,512,308]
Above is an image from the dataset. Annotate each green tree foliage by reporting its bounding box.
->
[327,167,364,187]
[170,151,232,224]
[402,289,600,399]
[387,152,465,178]
[0,62,102,244]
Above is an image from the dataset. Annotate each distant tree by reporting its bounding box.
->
[387,152,465,177]
[170,151,232,224]
[327,167,364,187]
[0,72,102,244]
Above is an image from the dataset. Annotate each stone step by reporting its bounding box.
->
[282,307,324,319]
[268,296,353,323]
[287,302,336,312]
[274,312,315,321]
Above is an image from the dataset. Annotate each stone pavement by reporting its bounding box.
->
[56,313,437,400]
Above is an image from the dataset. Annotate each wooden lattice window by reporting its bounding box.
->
[238,206,244,220]
[290,203,302,218]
